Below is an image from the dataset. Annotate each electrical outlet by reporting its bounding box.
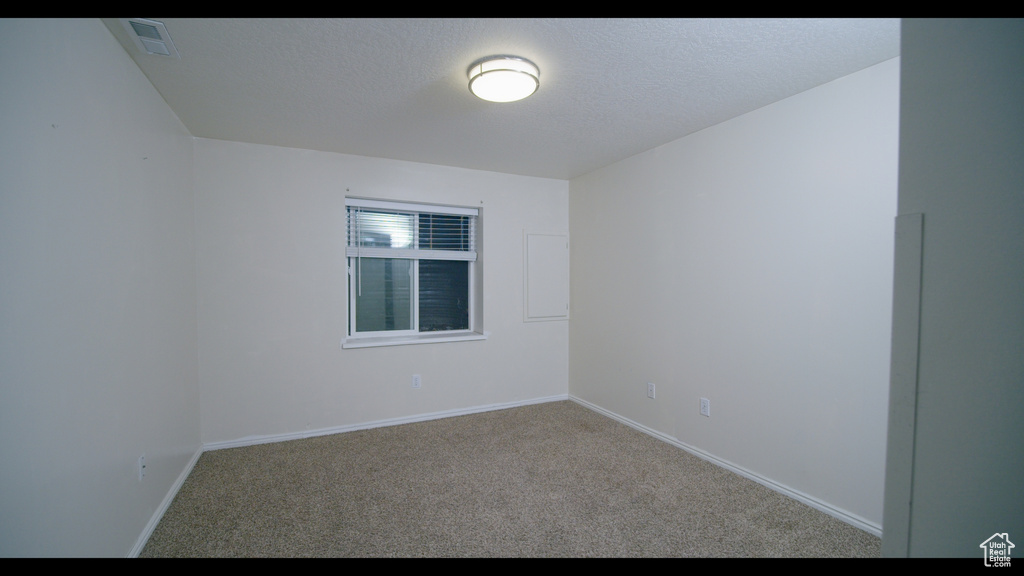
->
[700,397,710,417]
[137,455,146,481]
[647,383,655,399]
[412,374,421,389]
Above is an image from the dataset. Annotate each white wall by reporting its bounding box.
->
[0,17,904,556]
[193,139,569,444]
[0,19,199,556]
[569,59,900,529]
[883,19,1024,557]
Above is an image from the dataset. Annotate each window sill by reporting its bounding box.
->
[342,331,488,349]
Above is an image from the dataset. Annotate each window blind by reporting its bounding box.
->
[346,199,477,262]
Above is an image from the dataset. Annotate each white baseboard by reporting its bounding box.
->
[128,445,204,557]
[569,395,883,538]
[202,394,570,452]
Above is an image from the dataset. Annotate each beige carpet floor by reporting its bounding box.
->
[141,400,881,557]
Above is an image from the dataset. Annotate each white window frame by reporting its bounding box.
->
[342,197,487,349]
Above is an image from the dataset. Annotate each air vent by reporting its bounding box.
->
[120,18,179,59]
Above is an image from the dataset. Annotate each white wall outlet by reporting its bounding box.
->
[412,374,421,389]
[137,455,146,481]
[700,397,711,417]
[647,382,655,399]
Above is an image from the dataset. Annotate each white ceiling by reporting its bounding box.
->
[102,18,900,180]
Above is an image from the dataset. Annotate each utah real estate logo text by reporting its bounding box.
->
[980,533,1013,567]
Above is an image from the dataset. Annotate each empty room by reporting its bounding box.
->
[0,18,1020,558]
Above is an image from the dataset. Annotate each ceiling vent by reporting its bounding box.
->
[120,18,179,59]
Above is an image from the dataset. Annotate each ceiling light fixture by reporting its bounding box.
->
[468,56,540,103]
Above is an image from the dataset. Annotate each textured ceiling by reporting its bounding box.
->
[101,18,901,180]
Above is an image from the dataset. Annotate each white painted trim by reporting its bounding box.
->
[127,445,204,557]
[342,330,488,349]
[881,212,925,556]
[345,196,479,217]
[568,395,883,538]
[203,394,569,452]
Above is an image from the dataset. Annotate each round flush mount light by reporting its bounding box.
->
[468,56,540,103]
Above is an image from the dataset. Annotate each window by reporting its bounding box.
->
[344,198,484,348]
